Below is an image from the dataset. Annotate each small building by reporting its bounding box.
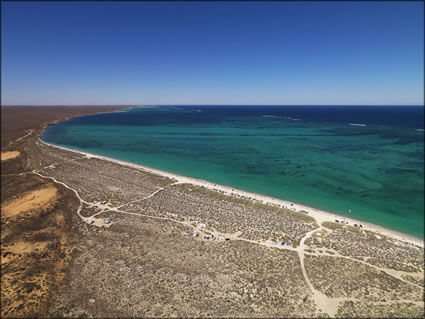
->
[199,223,207,228]
[265,240,274,245]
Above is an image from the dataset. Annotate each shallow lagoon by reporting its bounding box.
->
[42,106,424,238]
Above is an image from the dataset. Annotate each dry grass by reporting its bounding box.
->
[322,221,344,230]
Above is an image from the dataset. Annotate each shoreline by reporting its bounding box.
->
[38,138,424,248]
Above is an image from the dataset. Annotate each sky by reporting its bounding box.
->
[1,1,424,105]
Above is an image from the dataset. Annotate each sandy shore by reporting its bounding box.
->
[38,139,424,248]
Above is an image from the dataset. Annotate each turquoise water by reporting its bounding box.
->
[42,106,424,238]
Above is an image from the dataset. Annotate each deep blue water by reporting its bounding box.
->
[65,105,424,130]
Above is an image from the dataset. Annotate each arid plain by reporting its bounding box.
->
[1,106,424,318]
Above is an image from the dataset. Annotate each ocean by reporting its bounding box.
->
[41,105,424,238]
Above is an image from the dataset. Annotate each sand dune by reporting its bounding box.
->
[1,151,20,161]
[1,186,57,218]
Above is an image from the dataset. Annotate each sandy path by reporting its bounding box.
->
[31,171,89,219]
[296,228,344,316]
[15,129,34,142]
[114,187,164,210]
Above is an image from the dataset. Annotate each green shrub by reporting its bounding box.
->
[322,221,343,230]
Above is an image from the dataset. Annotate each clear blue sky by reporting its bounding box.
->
[1,1,424,105]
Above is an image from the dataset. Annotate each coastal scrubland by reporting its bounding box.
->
[1,106,424,318]
[1,106,129,317]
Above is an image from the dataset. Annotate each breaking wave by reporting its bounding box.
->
[262,115,301,121]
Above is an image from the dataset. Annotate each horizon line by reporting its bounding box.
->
[2,104,424,107]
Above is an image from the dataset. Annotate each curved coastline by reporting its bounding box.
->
[38,134,424,248]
